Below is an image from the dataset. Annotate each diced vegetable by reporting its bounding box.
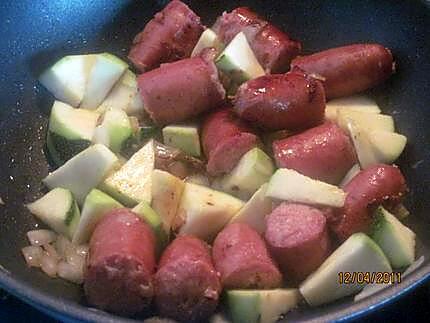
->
[216,32,265,90]
[367,130,407,164]
[150,170,185,233]
[162,124,201,157]
[226,289,300,323]
[80,53,128,110]
[21,245,43,267]
[43,144,119,205]
[132,201,169,256]
[39,55,94,107]
[26,188,80,239]
[100,139,155,206]
[216,148,275,200]
[97,69,144,116]
[325,95,381,121]
[72,189,123,244]
[339,164,361,188]
[191,28,223,57]
[26,229,57,247]
[175,183,244,241]
[337,110,395,132]
[92,108,133,153]
[299,233,392,306]
[371,206,416,268]
[266,169,346,208]
[47,101,99,165]
[346,120,380,169]
[229,183,273,234]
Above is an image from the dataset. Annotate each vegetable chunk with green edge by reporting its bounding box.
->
[72,189,123,244]
[132,201,169,256]
[226,289,300,323]
[47,101,99,165]
[26,188,80,239]
[371,206,416,268]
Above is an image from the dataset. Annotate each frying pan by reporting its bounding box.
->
[0,0,429,321]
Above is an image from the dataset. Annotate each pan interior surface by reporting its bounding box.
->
[0,0,429,322]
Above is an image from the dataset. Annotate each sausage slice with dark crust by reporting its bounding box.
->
[154,235,221,323]
[273,122,357,184]
[291,44,395,99]
[84,209,156,315]
[265,203,331,282]
[331,164,407,241]
[213,223,283,289]
[128,0,204,72]
[234,71,326,131]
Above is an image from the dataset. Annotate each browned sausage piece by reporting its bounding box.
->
[291,44,395,99]
[201,107,259,176]
[212,223,283,289]
[128,0,204,72]
[265,203,331,282]
[84,209,156,315]
[272,122,357,184]
[212,7,301,73]
[234,71,326,131]
[137,56,225,126]
[331,164,408,241]
[154,235,221,322]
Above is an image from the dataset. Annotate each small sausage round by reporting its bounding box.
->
[331,164,408,241]
[265,203,331,282]
[154,235,221,322]
[291,43,395,99]
[138,56,225,126]
[272,122,357,184]
[212,223,283,289]
[128,0,204,72]
[201,107,259,176]
[84,209,156,315]
[233,71,326,131]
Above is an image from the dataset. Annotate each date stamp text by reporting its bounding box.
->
[338,272,401,284]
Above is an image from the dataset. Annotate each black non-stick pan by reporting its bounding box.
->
[1,0,429,322]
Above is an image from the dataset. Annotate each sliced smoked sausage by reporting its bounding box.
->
[201,107,259,176]
[212,223,282,289]
[234,71,326,131]
[138,56,225,125]
[291,44,395,99]
[84,209,156,315]
[331,164,407,241]
[272,122,357,184]
[265,203,331,282]
[212,7,301,73]
[128,0,204,72]
[154,235,221,322]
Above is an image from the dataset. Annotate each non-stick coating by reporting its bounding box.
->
[0,0,429,322]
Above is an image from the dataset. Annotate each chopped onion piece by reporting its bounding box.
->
[66,253,85,271]
[40,254,58,277]
[65,245,86,270]
[27,229,57,246]
[21,246,43,267]
[43,244,60,260]
[54,235,73,259]
[57,261,84,284]
[76,245,89,258]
